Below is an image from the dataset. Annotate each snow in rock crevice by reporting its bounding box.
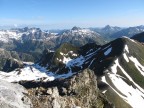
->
[123,53,129,62]
[123,44,130,62]
[66,55,85,67]
[104,47,112,56]
[124,45,129,53]
[129,56,144,77]
[101,58,144,108]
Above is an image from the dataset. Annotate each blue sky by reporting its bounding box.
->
[0,0,144,29]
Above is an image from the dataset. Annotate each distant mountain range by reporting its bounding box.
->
[0,25,144,61]
[0,25,144,108]
[0,26,106,61]
[131,32,144,43]
[90,25,144,40]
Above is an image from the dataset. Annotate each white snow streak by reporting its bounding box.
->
[123,44,129,62]
[129,56,144,76]
[125,45,129,53]
[103,44,111,50]
[123,53,129,62]
[101,59,144,108]
[104,47,112,56]
[108,73,144,108]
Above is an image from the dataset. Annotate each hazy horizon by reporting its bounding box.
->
[0,0,144,29]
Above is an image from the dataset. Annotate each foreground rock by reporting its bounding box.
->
[0,80,32,108]
[22,69,113,108]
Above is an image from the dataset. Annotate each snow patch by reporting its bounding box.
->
[104,47,112,56]
[63,57,72,64]
[124,45,129,53]
[130,39,137,43]
[122,36,137,43]
[108,73,144,108]
[104,58,144,108]
[60,52,64,55]
[129,56,144,76]
[110,59,119,74]
[0,63,55,82]
[66,55,85,67]
[123,53,129,62]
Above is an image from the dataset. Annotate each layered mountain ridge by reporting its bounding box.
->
[0,27,106,62]
[0,36,144,107]
[0,25,144,108]
[131,32,144,43]
[91,25,144,40]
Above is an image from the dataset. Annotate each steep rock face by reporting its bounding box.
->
[22,69,113,108]
[0,80,32,108]
[38,49,55,67]
[0,49,23,72]
[2,58,23,72]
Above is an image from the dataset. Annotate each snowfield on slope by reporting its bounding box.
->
[0,63,55,82]
[101,43,144,108]
[0,61,78,82]
[102,59,144,108]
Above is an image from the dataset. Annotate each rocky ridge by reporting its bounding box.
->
[21,69,113,108]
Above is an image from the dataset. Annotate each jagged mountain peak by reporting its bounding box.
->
[70,26,94,33]
[57,27,106,47]
[71,26,81,30]
[102,25,121,31]
[104,25,111,29]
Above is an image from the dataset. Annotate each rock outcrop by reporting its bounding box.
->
[23,69,113,108]
[0,80,32,108]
